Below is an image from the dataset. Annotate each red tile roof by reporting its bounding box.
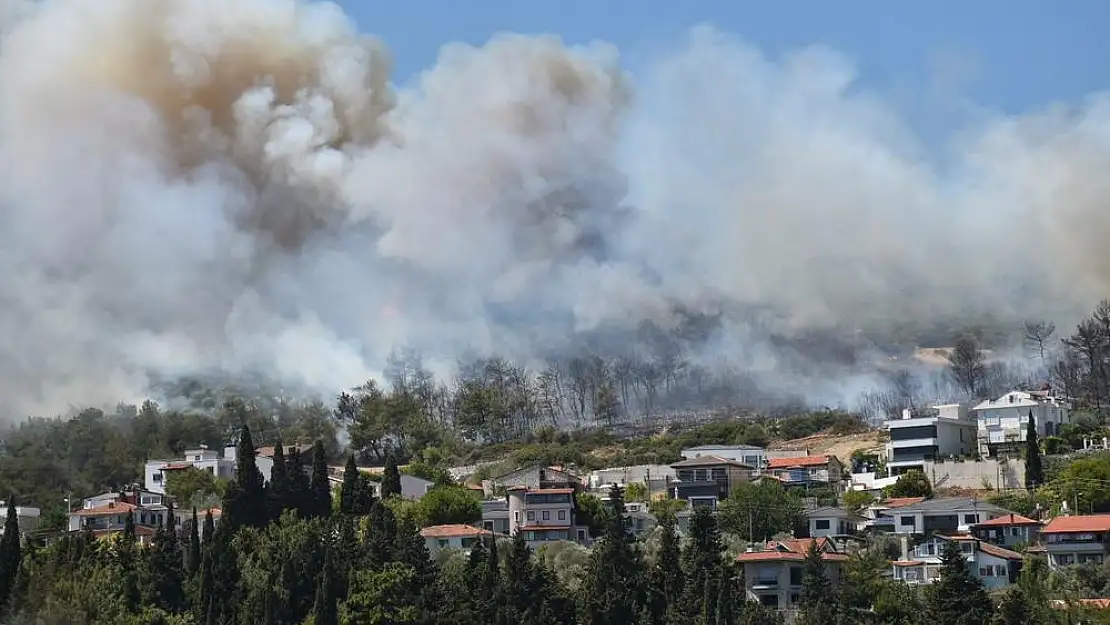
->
[766,455,832,470]
[769,537,833,554]
[881,497,926,508]
[892,560,923,567]
[977,542,1024,561]
[973,513,1040,527]
[1043,514,1110,534]
[72,502,138,517]
[528,488,575,494]
[162,463,193,470]
[420,524,490,539]
[736,550,848,563]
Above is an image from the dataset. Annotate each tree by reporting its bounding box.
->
[797,540,836,625]
[582,485,643,625]
[680,507,724,620]
[0,496,21,611]
[992,586,1034,625]
[382,453,402,499]
[265,440,290,521]
[646,512,683,623]
[948,336,987,399]
[1024,320,1057,360]
[312,550,338,625]
[925,540,993,625]
[144,504,185,611]
[718,481,803,541]
[1025,411,1045,490]
[340,454,375,515]
[222,423,267,530]
[883,470,932,499]
[415,486,481,527]
[186,509,202,576]
[309,439,332,518]
[166,466,226,509]
[840,490,875,512]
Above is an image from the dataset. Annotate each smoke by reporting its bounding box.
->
[0,0,1106,417]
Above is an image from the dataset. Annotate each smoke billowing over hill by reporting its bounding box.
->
[0,0,1106,417]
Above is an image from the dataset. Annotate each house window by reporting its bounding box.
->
[483,521,494,531]
[900,516,915,527]
[978,566,996,577]
[960,542,973,554]
[1079,554,1104,565]
[514,512,521,522]
[789,567,803,586]
[576,529,586,541]
[963,514,978,525]
[542,510,550,521]
[1010,527,1021,537]
[152,473,163,483]
[526,511,535,521]
[814,520,831,530]
[558,510,566,521]
[438,539,448,548]
[1055,554,1075,566]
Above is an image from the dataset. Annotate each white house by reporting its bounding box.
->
[145,446,236,495]
[588,465,676,492]
[1041,514,1110,570]
[0,501,40,536]
[806,507,863,538]
[892,534,1023,590]
[973,389,1070,457]
[886,498,1013,535]
[885,404,976,474]
[420,524,493,555]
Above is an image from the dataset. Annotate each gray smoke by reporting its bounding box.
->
[0,0,1105,417]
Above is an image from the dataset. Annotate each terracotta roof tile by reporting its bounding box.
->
[420,524,489,539]
[977,542,1023,561]
[766,455,832,469]
[1043,514,1110,534]
[735,550,848,563]
[72,502,138,517]
[973,513,1040,527]
[882,497,926,508]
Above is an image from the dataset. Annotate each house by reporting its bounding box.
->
[805,507,863,538]
[669,456,752,509]
[588,464,675,494]
[0,501,40,537]
[861,497,927,532]
[145,446,237,495]
[886,403,976,474]
[885,497,1013,535]
[485,465,582,496]
[67,490,169,545]
[735,538,848,611]
[891,533,1023,590]
[255,444,315,483]
[1041,514,1110,570]
[973,389,1071,457]
[972,513,1042,549]
[764,455,844,489]
[507,487,590,548]
[368,474,435,501]
[481,499,510,535]
[624,502,657,538]
[176,507,223,538]
[680,445,767,474]
[420,524,494,555]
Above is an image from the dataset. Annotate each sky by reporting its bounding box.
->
[340,0,1110,119]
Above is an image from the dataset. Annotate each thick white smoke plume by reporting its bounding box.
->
[0,0,1106,416]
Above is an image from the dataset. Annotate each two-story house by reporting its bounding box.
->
[972,513,1042,549]
[680,445,768,475]
[481,499,510,535]
[147,444,315,496]
[886,497,1013,535]
[1041,514,1110,570]
[669,456,752,509]
[67,490,169,545]
[420,524,494,556]
[805,507,864,538]
[972,389,1071,457]
[886,403,976,475]
[735,538,848,611]
[507,487,590,547]
[892,534,1023,589]
[764,455,844,491]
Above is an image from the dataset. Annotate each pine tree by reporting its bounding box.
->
[681,507,723,618]
[312,550,338,625]
[647,511,684,622]
[382,452,402,499]
[926,540,993,625]
[715,562,735,625]
[797,540,836,625]
[309,440,332,518]
[0,496,22,611]
[266,439,290,521]
[1025,411,1045,490]
[287,449,312,518]
[223,423,267,530]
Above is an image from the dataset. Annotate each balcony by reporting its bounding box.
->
[888,438,939,449]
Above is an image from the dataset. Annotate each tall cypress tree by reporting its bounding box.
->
[583,484,643,625]
[340,454,366,514]
[223,423,267,530]
[186,509,201,576]
[381,452,402,499]
[312,550,338,625]
[797,540,836,625]
[680,507,723,618]
[118,511,140,608]
[309,440,332,518]
[287,449,312,518]
[267,439,290,521]
[146,504,185,611]
[647,512,683,623]
[1025,410,1045,490]
[0,497,22,611]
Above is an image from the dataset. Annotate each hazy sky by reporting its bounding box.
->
[340,1,1108,117]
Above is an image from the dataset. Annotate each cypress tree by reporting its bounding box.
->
[381,452,402,499]
[366,501,397,565]
[583,484,643,625]
[186,509,201,576]
[309,440,332,518]
[118,511,140,608]
[339,454,362,514]
[680,507,723,618]
[1025,410,1045,490]
[147,504,185,611]
[223,423,267,530]
[647,512,683,621]
[0,496,22,611]
[267,439,290,521]
[287,449,312,518]
[312,550,338,625]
